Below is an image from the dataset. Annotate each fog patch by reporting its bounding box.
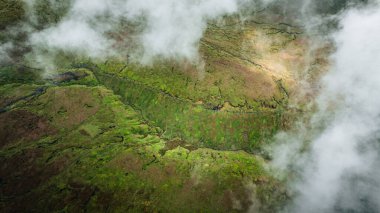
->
[14,0,258,72]
[269,1,380,212]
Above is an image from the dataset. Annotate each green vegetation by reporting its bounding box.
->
[0,4,309,212]
[0,65,44,84]
[0,78,287,212]
[84,20,302,152]
[0,0,24,30]
[93,69,288,152]
[33,0,71,29]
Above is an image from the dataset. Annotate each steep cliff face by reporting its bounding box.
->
[0,2,328,212]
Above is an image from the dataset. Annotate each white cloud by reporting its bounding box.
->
[26,0,245,66]
[271,2,380,212]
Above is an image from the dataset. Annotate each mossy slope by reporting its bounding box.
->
[0,75,287,212]
[87,19,302,152]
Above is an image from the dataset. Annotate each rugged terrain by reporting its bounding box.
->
[0,1,327,212]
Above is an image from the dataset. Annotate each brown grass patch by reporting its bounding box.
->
[41,87,100,128]
[0,110,57,147]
